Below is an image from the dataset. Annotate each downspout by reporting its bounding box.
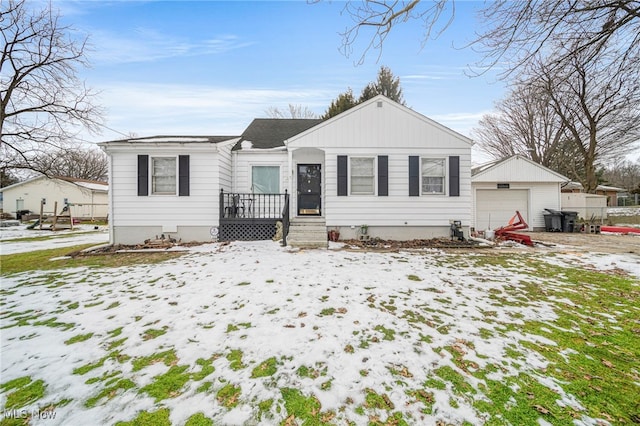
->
[103,147,114,244]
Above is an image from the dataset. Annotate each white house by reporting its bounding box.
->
[471,155,569,231]
[99,95,474,246]
[0,175,108,220]
[99,136,239,244]
[285,95,472,241]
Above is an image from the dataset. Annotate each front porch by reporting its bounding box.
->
[219,189,290,242]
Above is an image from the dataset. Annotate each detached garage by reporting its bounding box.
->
[472,155,569,231]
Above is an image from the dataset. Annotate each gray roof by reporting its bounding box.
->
[101,135,239,144]
[232,119,322,150]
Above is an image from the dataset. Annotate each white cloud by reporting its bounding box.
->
[88,29,253,64]
[87,83,335,140]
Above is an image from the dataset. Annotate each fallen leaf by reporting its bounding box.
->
[602,359,614,368]
[533,405,550,414]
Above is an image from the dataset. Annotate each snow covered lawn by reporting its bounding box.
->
[1,241,639,425]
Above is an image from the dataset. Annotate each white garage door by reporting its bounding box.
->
[476,189,529,231]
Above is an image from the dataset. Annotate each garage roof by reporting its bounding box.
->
[472,155,569,183]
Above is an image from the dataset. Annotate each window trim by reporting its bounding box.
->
[151,156,178,196]
[250,164,281,194]
[349,156,376,195]
[420,157,446,195]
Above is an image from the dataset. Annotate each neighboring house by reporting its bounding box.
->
[561,192,608,221]
[471,155,569,231]
[99,95,473,246]
[0,176,108,220]
[561,182,624,206]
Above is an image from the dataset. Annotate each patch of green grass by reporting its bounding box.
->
[374,324,396,341]
[226,322,251,333]
[280,388,332,425]
[0,244,185,275]
[64,332,94,345]
[31,316,75,330]
[364,388,394,410]
[434,365,476,397]
[251,357,277,378]
[296,363,326,379]
[192,357,215,381]
[184,413,213,426]
[319,307,336,316]
[86,378,135,408]
[196,382,213,393]
[131,349,177,372]
[140,365,190,401]
[237,281,251,286]
[142,327,166,340]
[257,399,273,421]
[407,274,422,281]
[226,349,246,371]
[114,408,170,426]
[107,337,127,350]
[406,389,435,414]
[216,383,241,408]
[0,377,46,409]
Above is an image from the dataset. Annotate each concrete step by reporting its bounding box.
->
[287,218,328,248]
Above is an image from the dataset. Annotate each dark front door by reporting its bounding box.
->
[297,164,321,215]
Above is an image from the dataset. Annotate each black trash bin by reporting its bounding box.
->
[561,211,578,233]
[543,209,563,232]
[16,210,30,221]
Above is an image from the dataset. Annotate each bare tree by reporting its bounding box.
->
[335,0,639,76]
[602,159,640,192]
[474,82,567,167]
[11,147,109,181]
[474,0,640,77]
[336,0,453,65]
[265,104,318,119]
[529,44,640,193]
[1,0,103,174]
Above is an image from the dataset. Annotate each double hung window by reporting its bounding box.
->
[350,157,375,195]
[421,158,445,194]
[152,157,177,195]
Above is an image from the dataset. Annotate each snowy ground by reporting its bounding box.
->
[1,230,639,425]
[0,224,109,255]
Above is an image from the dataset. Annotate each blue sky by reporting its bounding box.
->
[56,1,508,161]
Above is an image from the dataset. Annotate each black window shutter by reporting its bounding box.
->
[449,156,460,197]
[378,155,388,196]
[408,156,419,196]
[137,155,149,196]
[337,155,348,196]
[179,155,190,196]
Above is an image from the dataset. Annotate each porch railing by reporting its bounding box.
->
[282,191,290,246]
[219,189,290,243]
[219,189,288,219]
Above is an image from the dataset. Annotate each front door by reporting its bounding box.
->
[297,164,321,216]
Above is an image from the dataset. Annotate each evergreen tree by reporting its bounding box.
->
[322,66,406,120]
[359,66,406,105]
[321,88,357,120]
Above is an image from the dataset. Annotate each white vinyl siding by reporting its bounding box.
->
[151,157,176,195]
[109,148,220,227]
[421,158,445,194]
[322,148,472,227]
[252,166,280,193]
[350,157,375,195]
